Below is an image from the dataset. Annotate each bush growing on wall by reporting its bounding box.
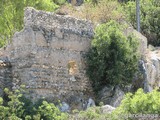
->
[86,20,139,91]
[124,0,160,46]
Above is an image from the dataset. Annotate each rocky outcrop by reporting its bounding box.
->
[97,27,160,105]
[0,7,94,110]
[124,27,147,57]
[143,48,160,92]
[97,27,149,107]
[97,86,125,107]
[124,26,160,92]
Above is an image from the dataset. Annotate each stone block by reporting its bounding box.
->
[133,30,147,56]
[55,28,64,39]
[35,31,47,47]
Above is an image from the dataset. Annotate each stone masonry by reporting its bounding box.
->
[0,7,94,110]
[0,57,12,96]
[1,7,160,110]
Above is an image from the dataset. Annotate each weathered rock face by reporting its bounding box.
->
[0,58,12,96]
[142,48,160,92]
[125,28,160,92]
[124,27,147,57]
[97,86,125,107]
[0,7,94,110]
[125,26,160,92]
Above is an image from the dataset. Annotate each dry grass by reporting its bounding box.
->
[55,0,124,25]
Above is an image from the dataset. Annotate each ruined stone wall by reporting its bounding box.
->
[1,7,94,110]
[1,7,159,110]
[0,58,12,96]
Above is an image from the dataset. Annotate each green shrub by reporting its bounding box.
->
[0,87,68,120]
[78,107,101,120]
[0,88,25,119]
[112,88,160,120]
[38,101,68,120]
[53,0,66,5]
[69,106,111,120]
[86,20,139,91]
[124,0,160,46]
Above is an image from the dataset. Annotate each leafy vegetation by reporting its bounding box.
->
[0,0,160,47]
[86,20,139,91]
[0,86,68,120]
[53,0,66,5]
[69,88,160,120]
[111,88,160,120]
[1,87,159,120]
[0,0,59,47]
[69,106,111,120]
[124,0,160,46]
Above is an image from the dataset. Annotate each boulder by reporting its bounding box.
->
[87,98,95,109]
[110,87,125,107]
[59,102,70,112]
[97,86,114,105]
[97,86,125,107]
[124,27,147,57]
[101,105,115,114]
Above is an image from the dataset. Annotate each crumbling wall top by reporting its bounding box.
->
[24,7,94,38]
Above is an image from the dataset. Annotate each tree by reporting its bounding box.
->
[86,21,139,91]
[0,0,59,47]
[124,0,160,46]
[136,0,140,32]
